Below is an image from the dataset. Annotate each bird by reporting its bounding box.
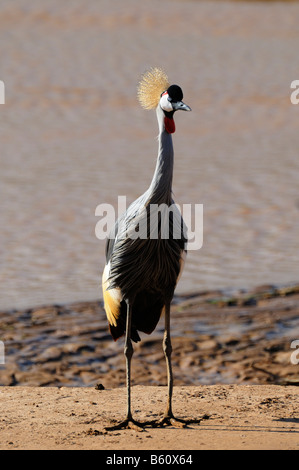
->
[102,67,195,431]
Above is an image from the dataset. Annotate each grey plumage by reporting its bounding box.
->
[105,105,187,340]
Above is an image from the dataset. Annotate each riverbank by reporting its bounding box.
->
[1,284,299,388]
[1,284,299,450]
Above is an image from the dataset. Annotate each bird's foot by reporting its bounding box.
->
[154,415,187,428]
[105,413,210,431]
[105,418,145,432]
[151,413,209,428]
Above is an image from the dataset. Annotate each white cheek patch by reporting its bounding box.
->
[159,92,173,112]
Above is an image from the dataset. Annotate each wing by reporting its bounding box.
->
[102,198,145,333]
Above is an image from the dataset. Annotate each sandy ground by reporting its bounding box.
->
[0,384,298,450]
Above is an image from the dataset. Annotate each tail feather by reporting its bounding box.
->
[107,292,165,343]
[109,321,141,343]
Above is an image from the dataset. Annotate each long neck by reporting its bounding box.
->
[147,106,174,204]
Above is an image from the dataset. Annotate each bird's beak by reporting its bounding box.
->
[172,101,192,112]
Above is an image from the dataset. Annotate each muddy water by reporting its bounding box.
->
[1,0,299,310]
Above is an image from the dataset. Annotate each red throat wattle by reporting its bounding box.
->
[164,116,175,134]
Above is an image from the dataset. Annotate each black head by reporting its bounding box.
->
[167,85,183,103]
[159,84,191,113]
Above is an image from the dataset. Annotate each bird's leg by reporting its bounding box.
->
[105,300,143,432]
[153,302,204,428]
[164,301,174,419]
[155,301,185,427]
[124,300,135,423]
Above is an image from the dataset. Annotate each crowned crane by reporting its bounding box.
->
[102,68,196,431]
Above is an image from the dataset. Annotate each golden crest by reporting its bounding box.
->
[137,67,170,110]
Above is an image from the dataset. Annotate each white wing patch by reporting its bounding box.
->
[102,261,122,327]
